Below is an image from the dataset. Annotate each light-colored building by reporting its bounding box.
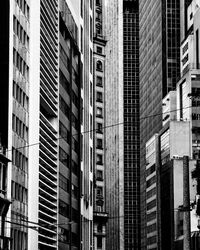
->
[93,0,108,249]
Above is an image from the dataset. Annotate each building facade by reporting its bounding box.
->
[93,0,108,249]
[104,0,140,249]
[139,1,180,248]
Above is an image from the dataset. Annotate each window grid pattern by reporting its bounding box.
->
[123,2,140,249]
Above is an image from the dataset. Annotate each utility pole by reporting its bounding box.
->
[183,155,191,250]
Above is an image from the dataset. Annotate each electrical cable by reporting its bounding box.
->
[5,104,193,153]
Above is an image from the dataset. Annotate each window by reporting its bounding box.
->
[90,49,93,74]
[59,122,70,144]
[90,147,93,172]
[96,107,103,117]
[96,154,103,164]
[59,147,70,168]
[59,70,70,95]
[90,81,93,106]
[90,181,93,205]
[96,60,103,71]
[90,16,92,41]
[97,46,102,54]
[96,139,103,149]
[97,236,102,248]
[72,137,79,153]
[59,96,70,119]
[59,200,70,218]
[96,186,103,196]
[96,123,103,133]
[59,174,70,193]
[97,224,102,232]
[96,76,103,86]
[58,227,70,243]
[81,26,83,52]
[96,170,103,181]
[96,91,103,102]
[96,0,101,6]
[72,184,78,199]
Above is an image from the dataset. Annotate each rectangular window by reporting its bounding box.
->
[59,174,70,193]
[96,92,103,102]
[81,26,83,52]
[97,46,102,54]
[196,29,199,69]
[90,49,93,74]
[59,147,70,168]
[90,81,93,106]
[97,123,103,133]
[90,147,93,172]
[96,107,103,117]
[96,154,103,165]
[90,114,93,139]
[96,170,103,180]
[96,76,103,86]
[96,139,103,149]
[59,121,70,144]
[90,16,93,41]
[59,200,70,218]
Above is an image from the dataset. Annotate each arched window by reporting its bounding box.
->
[96,60,103,71]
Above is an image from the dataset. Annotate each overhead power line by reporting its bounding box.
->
[5,104,192,153]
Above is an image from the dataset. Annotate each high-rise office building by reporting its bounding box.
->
[29,0,59,249]
[139,0,180,248]
[2,1,30,249]
[104,0,140,249]
[58,1,81,249]
[80,0,94,249]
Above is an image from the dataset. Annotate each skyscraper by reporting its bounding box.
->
[104,0,140,249]
[6,1,30,249]
[139,0,180,248]
[93,0,108,249]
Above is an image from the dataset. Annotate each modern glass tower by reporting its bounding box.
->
[139,0,180,248]
[104,0,140,249]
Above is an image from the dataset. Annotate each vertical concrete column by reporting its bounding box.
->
[183,155,191,250]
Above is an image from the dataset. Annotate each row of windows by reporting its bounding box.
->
[11,228,27,250]
[11,180,28,203]
[12,147,28,172]
[13,81,29,110]
[13,49,29,80]
[59,200,79,223]
[12,114,28,141]
[13,16,29,48]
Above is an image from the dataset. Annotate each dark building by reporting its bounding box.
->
[123,1,140,249]
[104,0,140,249]
[58,2,81,249]
[139,0,180,248]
